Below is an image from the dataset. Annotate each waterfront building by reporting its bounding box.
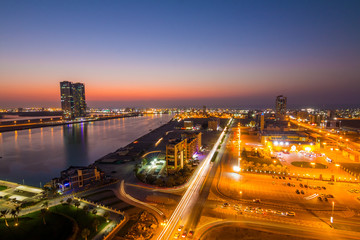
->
[275,95,287,121]
[53,166,103,191]
[60,81,87,119]
[166,138,187,174]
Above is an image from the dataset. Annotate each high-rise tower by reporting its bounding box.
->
[275,95,287,121]
[60,81,86,119]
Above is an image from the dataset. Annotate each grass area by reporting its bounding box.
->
[341,163,360,175]
[51,204,108,240]
[0,204,108,240]
[291,161,328,169]
[211,151,219,162]
[0,185,8,191]
[0,210,73,240]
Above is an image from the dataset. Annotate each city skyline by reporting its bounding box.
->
[1,0,360,108]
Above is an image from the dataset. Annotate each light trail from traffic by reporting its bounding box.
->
[157,118,232,240]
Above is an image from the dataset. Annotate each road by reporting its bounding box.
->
[156,118,233,240]
[191,123,360,240]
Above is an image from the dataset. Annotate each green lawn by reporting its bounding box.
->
[0,204,108,240]
[0,185,8,191]
[291,161,328,169]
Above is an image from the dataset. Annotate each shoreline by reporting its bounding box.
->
[0,113,144,133]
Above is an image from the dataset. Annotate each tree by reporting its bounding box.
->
[15,206,21,223]
[165,176,175,187]
[0,209,9,227]
[42,201,49,209]
[103,212,110,222]
[66,198,72,205]
[74,201,80,209]
[154,178,163,186]
[92,218,100,232]
[81,228,90,240]
[40,208,47,225]
[83,205,89,214]
[10,209,18,225]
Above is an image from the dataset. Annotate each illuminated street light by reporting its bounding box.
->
[233,166,241,172]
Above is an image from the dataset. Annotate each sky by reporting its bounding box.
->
[1,0,360,109]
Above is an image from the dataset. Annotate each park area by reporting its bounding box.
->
[0,202,108,240]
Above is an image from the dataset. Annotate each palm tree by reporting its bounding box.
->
[15,206,21,223]
[42,201,49,209]
[10,209,18,225]
[0,209,9,227]
[74,201,80,209]
[81,228,90,240]
[103,212,110,222]
[92,218,100,232]
[66,198,72,205]
[83,205,89,214]
[91,209,97,215]
[40,208,47,225]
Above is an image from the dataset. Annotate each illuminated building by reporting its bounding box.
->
[260,113,265,131]
[166,138,187,174]
[184,120,193,129]
[182,132,202,160]
[60,81,87,119]
[52,166,103,191]
[275,95,287,120]
[208,118,220,131]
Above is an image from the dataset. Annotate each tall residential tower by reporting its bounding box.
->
[275,95,287,121]
[60,81,87,119]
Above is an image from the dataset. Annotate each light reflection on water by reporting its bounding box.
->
[0,114,173,186]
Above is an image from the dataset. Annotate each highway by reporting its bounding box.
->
[156,118,233,240]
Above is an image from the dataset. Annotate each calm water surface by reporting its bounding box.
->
[0,114,173,186]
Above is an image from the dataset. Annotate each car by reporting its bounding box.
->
[304,185,308,188]
[291,184,296,187]
[318,197,322,201]
[182,230,188,238]
[309,186,313,189]
[357,196,360,201]
[188,230,194,238]
[317,186,322,190]
[289,177,292,180]
[276,211,282,215]
[287,183,291,186]
[287,211,296,216]
[295,190,300,194]
[178,225,184,231]
[322,186,326,190]
[300,190,304,194]
[272,175,275,179]
[222,202,230,208]
[174,233,180,239]
[300,183,303,188]
[324,197,328,202]
[253,199,261,203]
[282,176,286,180]
[327,194,334,198]
[265,209,273,213]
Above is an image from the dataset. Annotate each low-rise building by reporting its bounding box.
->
[53,166,104,191]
